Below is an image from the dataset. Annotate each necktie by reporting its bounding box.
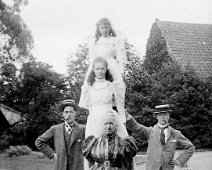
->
[160,127,166,145]
[65,122,73,135]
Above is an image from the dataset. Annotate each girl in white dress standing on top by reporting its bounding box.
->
[85,18,127,82]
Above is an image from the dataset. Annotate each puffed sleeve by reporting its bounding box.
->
[82,136,97,160]
[122,136,138,169]
[115,37,127,73]
[110,81,126,123]
[78,83,92,109]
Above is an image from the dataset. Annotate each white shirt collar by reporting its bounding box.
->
[157,123,169,128]
[65,121,74,134]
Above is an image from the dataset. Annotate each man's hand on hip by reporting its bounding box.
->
[170,159,181,167]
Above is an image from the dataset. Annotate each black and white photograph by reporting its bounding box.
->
[0,0,212,169]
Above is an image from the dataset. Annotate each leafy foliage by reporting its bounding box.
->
[66,42,89,124]
[67,42,88,101]
[157,64,212,148]
[0,134,10,151]
[0,63,18,101]
[0,57,69,149]
[0,0,33,64]
[0,123,26,151]
[5,145,32,157]
[144,22,172,74]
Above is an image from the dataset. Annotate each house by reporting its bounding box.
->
[0,103,21,133]
[145,19,212,78]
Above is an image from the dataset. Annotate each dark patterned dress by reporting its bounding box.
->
[82,134,138,170]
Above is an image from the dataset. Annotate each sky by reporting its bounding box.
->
[17,0,212,74]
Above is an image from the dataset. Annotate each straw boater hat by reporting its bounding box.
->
[153,104,173,114]
[58,99,78,112]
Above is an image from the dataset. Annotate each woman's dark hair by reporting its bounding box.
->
[87,57,113,86]
[95,18,116,43]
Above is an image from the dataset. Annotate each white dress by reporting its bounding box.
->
[79,79,127,138]
[85,36,127,82]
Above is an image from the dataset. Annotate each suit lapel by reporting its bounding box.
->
[57,123,66,153]
[154,125,161,143]
[69,122,81,147]
[166,127,173,143]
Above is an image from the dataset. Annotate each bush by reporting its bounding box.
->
[5,145,32,157]
[7,124,26,146]
[0,134,10,152]
[0,123,27,152]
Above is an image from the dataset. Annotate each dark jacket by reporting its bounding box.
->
[35,122,85,170]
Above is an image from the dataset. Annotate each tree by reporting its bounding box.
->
[0,0,33,101]
[66,42,89,124]
[0,63,18,102]
[155,63,212,148]
[0,56,70,149]
[143,22,172,74]
[18,57,68,112]
[0,0,33,64]
[67,42,88,101]
[124,41,154,115]
[144,62,212,149]
[17,58,69,149]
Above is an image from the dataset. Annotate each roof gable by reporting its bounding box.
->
[0,104,21,125]
[156,19,212,77]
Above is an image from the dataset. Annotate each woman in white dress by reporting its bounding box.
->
[84,18,127,83]
[79,57,127,138]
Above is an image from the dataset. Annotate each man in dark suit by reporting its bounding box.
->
[126,104,195,170]
[35,99,85,170]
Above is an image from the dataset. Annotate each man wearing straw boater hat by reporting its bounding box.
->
[35,99,85,170]
[126,104,195,170]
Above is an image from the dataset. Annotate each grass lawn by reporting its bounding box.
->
[0,151,211,170]
[0,152,54,170]
[136,150,212,170]
[189,150,212,170]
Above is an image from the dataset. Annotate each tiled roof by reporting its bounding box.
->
[155,19,212,78]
